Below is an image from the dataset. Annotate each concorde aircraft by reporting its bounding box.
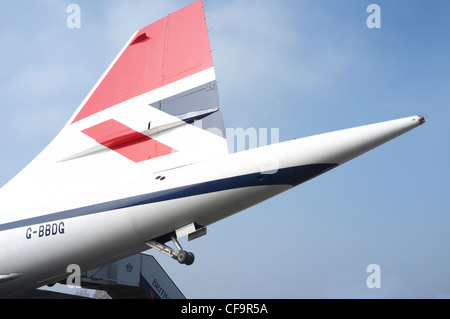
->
[0,0,426,297]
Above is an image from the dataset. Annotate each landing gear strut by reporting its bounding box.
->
[145,234,195,266]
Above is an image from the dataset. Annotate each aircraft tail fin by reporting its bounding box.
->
[0,0,228,209]
[58,0,227,167]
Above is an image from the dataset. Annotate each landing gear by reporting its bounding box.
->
[145,234,195,266]
[177,250,195,266]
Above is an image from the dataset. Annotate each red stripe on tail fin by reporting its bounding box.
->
[82,120,176,163]
[72,0,213,124]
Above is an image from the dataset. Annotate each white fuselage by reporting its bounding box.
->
[0,115,425,297]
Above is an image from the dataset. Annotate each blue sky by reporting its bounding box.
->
[0,0,449,298]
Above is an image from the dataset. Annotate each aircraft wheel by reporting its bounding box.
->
[185,252,195,266]
[177,250,188,264]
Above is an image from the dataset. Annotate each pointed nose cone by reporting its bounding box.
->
[285,115,427,168]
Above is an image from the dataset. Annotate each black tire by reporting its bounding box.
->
[177,250,187,264]
[185,252,195,266]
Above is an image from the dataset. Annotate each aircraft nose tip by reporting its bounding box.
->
[418,115,427,125]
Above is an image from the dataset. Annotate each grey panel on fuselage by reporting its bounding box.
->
[150,81,225,138]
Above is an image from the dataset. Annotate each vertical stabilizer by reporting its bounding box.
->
[0,0,227,214]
